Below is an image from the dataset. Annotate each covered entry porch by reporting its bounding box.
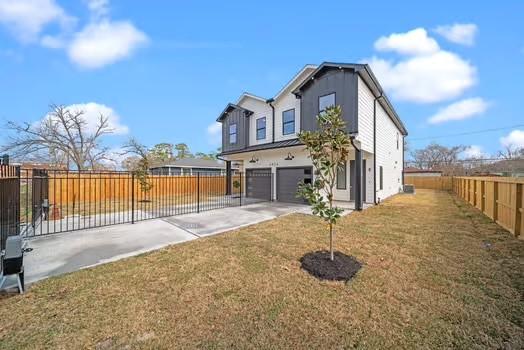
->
[222,145,375,210]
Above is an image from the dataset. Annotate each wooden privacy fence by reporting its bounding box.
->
[453,177,523,238]
[404,176,453,191]
[406,175,523,238]
[46,173,240,205]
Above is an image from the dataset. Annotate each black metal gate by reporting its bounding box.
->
[20,170,272,236]
[31,169,49,231]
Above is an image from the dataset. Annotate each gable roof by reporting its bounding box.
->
[272,64,317,101]
[236,92,267,105]
[216,103,254,122]
[292,62,408,136]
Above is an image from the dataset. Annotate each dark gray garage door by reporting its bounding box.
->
[276,167,313,203]
[246,168,272,200]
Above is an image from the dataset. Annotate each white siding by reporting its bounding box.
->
[274,92,301,141]
[364,154,374,203]
[357,76,374,153]
[375,101,403,201]
[238,97,273,146]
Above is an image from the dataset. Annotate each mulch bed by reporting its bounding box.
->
[300,250,362,281]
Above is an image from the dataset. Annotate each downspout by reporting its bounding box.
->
[266,98,275,143]
[373,94,384,205]
[350,135,363,211]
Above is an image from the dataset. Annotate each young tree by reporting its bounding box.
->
[1,104,114,170]
[297,105,351,261]
[122,138,153,199]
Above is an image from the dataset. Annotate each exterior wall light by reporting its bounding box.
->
[284,152,295,160]
[249,156,259,163]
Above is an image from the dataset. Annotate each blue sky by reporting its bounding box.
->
[0,0,523,161]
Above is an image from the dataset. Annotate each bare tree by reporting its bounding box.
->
[1,104,114,170]
[498,145,524,160]
[411,142,466,170]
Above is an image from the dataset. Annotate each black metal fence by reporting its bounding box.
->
[2,169,272,237]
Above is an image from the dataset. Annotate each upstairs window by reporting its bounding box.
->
[396,133,399,150]
[229,123,237,144]
[256,117,266,140]
[282,109,295,135]
[319,93,336,113]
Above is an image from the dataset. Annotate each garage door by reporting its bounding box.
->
[277,167,313,203]
[245,168,272,200]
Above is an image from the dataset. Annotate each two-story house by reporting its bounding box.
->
[216,62,408,210]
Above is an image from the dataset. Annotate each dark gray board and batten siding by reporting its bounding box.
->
[298,69,358,134]
[221,108,250,153]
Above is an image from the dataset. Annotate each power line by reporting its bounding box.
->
[409,124,524,141]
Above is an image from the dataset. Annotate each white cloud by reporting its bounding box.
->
[68,20,148,69]
[435,23,477,46]
[428,97,489,124]
[40,34,65,48]
[207,122,222,146]
[0,0,148,69]
[45,103,129,135]
[500,130,524,149]
[374,28,439,55]
[0,0,75,42]
[85,0,109,20]
[463,145,486,159]
[367,51,476,103]
[367,27,479,103]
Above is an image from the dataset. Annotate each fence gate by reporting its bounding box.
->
[0,165,20,274]
[31,169,49,232]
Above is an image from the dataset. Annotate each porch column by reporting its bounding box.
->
[225,161,232,195]
[354,149,363,211]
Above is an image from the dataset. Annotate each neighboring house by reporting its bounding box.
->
[404,167,443,177]
[216,62,408,209]
[150,158,231,176]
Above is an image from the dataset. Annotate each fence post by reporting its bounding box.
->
[480,180,485,212]
[15,166,21,235]
[514,183,522,237]
[493,181,498,222]
[197,172,200,213]
[239,172,242,207]
[131,173,135,224]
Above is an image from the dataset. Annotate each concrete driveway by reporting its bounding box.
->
[2,201,308,290]
[163,201,309,236]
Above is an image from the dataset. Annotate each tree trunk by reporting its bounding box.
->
[329,222,334,261]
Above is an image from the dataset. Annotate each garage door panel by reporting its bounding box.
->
[246,168,272,200]
[277,167,312,204]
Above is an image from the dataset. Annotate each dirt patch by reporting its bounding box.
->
[300,250,362,281]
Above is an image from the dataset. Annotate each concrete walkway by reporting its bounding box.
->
[2,201,308,291]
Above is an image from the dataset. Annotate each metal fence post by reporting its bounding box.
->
[131,173,135,224]
[197,172,200,213]
[15,166,20,235]
[239,172,242,207]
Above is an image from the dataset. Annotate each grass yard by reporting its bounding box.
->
[1,190,523,349]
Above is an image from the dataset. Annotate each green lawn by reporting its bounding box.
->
[1,189,523,349]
